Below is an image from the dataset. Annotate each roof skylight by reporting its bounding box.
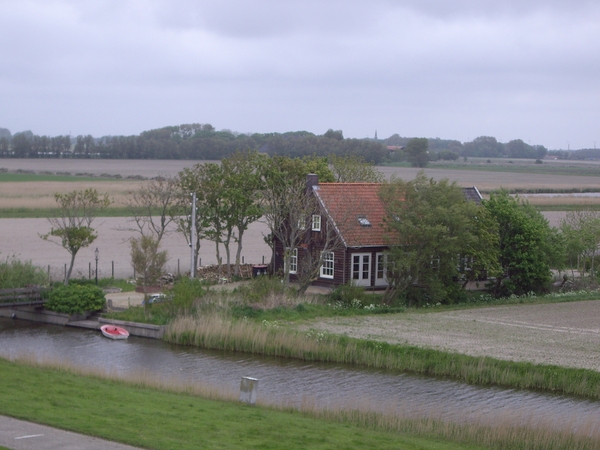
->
[357,216,371,227]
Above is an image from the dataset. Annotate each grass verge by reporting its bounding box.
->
[3,356,600,450]
[0,356,484,450]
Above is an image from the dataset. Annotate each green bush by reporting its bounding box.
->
[327,283,370,309]
[234,275,288,304]
[45,284,106,314]
[67,278,96,286]
[0,255,47,289]
[170,277,207,312]
[67,277,136,292]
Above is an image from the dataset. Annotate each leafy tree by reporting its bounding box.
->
[198,163,230,277]
[50,135,72,157]
[73,135,95,157]
[428,138,463,155]
[130,235,168,303]
[329,154,384,182]
[484,190,554,296]
[11,132,32,158]
[41,189,110,284]
[323,129,344,141]
[380,173,500,305]
[560,210,600,278]
[221,151,264,276]
[436,150,460,161]
[384,134,410,147]
[463,136,504,158]
[0,137,9,157]
[176,155,264,279]
[405,138,429,168]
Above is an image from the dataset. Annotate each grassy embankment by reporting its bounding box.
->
[3,355,600,450]
[165,309,600,400]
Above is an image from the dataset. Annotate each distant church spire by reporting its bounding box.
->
[374,129,378,140]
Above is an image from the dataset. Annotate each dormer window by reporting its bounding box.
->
[357,216,371,227]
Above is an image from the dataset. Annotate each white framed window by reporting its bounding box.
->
[285,248,298,274]
[458,255,474,273]
[351,253,371,286]
[289,248,298,274]
[312,214,321,231]
[375,253,388,286]
[320,251,334,279]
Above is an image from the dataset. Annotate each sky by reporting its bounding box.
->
[1,0,599,150]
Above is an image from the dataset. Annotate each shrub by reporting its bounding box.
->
[327,283,370,309]
[67,278,96,286]
[0,255,47,289]
[170,277,207,312]
[45,284,105,314]
[234,276,288,304]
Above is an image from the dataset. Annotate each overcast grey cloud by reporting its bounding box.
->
[1,0,599,149]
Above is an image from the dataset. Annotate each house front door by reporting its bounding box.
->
[351,253,371,286]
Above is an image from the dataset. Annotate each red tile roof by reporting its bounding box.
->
[313,183,389,247]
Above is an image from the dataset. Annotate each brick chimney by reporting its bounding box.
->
[306,173,318,192]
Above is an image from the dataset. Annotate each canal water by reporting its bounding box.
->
[1,318,599,433]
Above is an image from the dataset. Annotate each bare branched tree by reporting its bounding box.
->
[329,154,384,183]
[261,173,313,287]
[295,212,347,295]
[260,156,335,288]
[124,177,178,244]
[130,235,168,306]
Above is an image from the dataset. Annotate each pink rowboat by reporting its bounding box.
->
[100,324,129,340]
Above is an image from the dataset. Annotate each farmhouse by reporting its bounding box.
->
[273,174,482,289]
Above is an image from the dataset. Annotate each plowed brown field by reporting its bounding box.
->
[300,300,600,371]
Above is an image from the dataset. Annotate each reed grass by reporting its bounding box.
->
[2,354,599,450]
[166,312,600,400]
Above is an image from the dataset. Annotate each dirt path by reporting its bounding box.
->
[299,300,600,371]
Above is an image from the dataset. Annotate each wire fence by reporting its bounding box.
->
[44,255,269,283]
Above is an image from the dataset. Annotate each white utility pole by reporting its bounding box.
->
[190,192,197,278]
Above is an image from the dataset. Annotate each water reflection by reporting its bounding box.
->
[1,318,599,432]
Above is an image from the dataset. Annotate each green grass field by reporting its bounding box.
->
[429,158,600,178]
[0,357,485,450]
[0,206,135,219]
[0,173,117,182]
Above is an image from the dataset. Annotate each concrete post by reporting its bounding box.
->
[239,377,259,405]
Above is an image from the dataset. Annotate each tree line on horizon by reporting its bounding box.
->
[0,123,576,163]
